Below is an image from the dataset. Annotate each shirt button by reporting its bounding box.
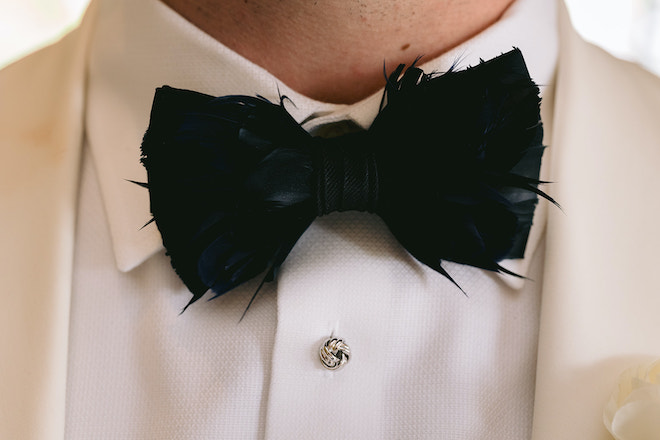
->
[319,337,351,370]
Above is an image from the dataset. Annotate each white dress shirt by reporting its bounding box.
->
[65,0,558,437]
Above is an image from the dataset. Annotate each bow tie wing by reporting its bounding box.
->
[371,48,547,276]
[141,87,316,305]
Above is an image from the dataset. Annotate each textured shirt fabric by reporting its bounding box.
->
[65,0,559,438]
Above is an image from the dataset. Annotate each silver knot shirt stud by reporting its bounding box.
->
[319,337,351,370]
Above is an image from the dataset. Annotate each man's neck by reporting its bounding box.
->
[161,0,515,103]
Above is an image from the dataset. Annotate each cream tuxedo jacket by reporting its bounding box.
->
[2,2,660,439]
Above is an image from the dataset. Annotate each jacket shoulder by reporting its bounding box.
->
[0,2,97,145]
[556,2,660,117]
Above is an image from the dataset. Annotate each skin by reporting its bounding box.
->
[160,0,516,103]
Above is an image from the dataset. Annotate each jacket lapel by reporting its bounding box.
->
[0,2,97,439]
[533,2,660,438]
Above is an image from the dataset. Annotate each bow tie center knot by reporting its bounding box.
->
[312,133,380,216]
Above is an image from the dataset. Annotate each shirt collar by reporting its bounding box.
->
[85,0,558,284]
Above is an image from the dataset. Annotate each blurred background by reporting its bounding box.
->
[0,0,659,75]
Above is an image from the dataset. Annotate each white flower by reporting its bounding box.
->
[604,359,660,440]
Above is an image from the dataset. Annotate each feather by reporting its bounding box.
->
[371,48,551,275]
[141,87,316,307]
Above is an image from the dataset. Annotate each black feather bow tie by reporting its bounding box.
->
[140,48,554,308]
